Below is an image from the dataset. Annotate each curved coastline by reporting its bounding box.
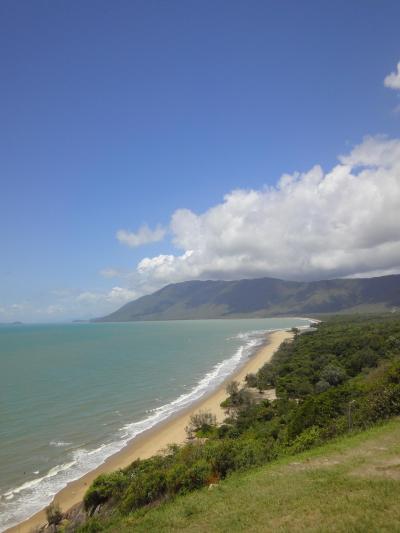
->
[7,328,294,533]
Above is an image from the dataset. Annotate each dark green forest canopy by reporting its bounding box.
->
[255,313,400,399]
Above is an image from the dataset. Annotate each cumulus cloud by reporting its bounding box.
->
[7,135,400,323]
[116,224,166,248]
[384,61,400,90]
[135,135,400,284]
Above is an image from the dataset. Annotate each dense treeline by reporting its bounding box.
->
[77,314,400,532]
[254,315,400,399]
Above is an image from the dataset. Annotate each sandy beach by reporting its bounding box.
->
[9,329,292,533]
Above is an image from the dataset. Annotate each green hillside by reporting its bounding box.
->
[81,420,400,532]
[95,275,400,322]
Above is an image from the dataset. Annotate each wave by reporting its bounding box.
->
[0,325,301,531]
[49,441,72,448]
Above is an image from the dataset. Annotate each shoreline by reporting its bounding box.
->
[8,329,292,533]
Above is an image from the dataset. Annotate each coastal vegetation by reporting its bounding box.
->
[55,314,400,531]
[79,420,400,532]
[45,502,63,526]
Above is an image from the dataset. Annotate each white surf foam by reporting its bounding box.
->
[49,441,72,448]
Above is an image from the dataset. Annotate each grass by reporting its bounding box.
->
[82,419,400,532]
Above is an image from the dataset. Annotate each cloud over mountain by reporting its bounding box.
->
[136,136,400,285]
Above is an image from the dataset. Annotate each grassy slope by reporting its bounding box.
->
[90,419,400,532]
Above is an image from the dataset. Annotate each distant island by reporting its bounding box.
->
[94,274,400,322]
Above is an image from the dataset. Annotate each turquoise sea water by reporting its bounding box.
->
[0,318,310,530]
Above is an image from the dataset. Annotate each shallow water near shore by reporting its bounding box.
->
[0,318,310,530]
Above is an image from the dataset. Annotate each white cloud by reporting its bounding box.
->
[11,135,400,323]
[135,135,400,284]
[100,268,123,278]
[384,61,400,90]
[116,224,166,248]
[46,304,64,315]
[0,301,64,321]
[77,286,138,304]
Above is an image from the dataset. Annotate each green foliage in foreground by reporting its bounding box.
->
[46,502,63,526]
[79,419,400,532]
[79,314,400,531]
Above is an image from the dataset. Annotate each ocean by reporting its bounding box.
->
[0,318,310,530]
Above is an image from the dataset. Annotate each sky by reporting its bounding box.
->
[1,0,400,322]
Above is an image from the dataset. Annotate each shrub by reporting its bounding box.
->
[223,384,254,418]
[232,438,267,470]
[203,439,238,477]
[290,426,323,453]
[347,349,378,375]
[185,410,217,439]
[46,501,63,526]
[165,462,188,494]
[256,363,276,389]
[120,462,169,513]
[320,364,347,386]
[245,373,258,388]
[184,459,213,491]
[287,386,351,440]
[315,379,330,393]
[84,471,127,512]
[354,383,400,426]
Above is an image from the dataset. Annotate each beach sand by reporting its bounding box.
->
[9,329,292,533]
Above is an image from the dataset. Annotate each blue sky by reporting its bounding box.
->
[1,1,400,321]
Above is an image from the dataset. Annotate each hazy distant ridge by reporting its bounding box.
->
[94,275,400,322]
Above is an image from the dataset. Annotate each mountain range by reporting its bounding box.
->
[95,274,400,322]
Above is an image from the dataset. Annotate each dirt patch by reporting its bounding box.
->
[351,458,400,480]
[287,420,400,475]
[248,388,277,402]
[287,458,341,471]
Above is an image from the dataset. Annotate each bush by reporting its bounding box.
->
[315,379,330,393]
[256,363,276,389]
[185,459,213,491]
[46,501,63,525]
[245,373,258,388]
[223,384,254,418]
[347,349,378,375]
[320,364,347,386]
[232,438,267,470]
[287,386,351,440]
[204,439,236,477]
[84,471,127,512]
[165,462,188,494]
[185,410,217,439]
[120,468,167,513]
[354,383,400,426]
[290,426,323,453]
